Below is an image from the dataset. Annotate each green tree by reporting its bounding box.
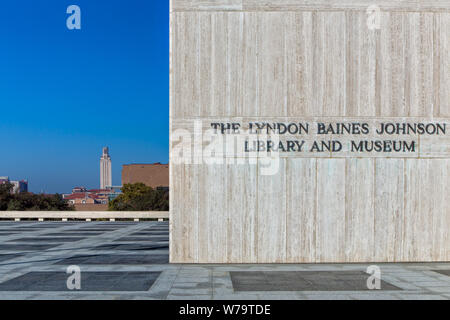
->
[109,183,169,211]
[23,193,74,211]
[0,184,74,211]
[0,183,13,211]
[0,182,13,195]
[7,198,25,211]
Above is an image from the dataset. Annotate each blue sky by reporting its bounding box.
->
[0,0,169,193]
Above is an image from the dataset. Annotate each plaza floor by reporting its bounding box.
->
[0,221,448,300]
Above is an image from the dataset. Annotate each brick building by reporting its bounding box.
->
[121,163,169,189]
[64,187,119,203]
[63,187,119,211]
[64,193,99,205]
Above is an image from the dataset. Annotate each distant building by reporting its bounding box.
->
[71,186,87,193]
[0,176,28,193]
[122,163,169,190]
[63,187,112,205]
[64,192,99,205]
[63,187,121,212]
[100,147,112,189]
[11,180,28,194]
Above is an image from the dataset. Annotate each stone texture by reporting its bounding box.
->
[170,0,450,263]
[0,221,448,299]
[230,271,402,291]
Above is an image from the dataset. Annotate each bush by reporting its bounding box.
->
[109,183,169,211]
[0,183,74,211]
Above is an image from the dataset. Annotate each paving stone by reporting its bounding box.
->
[167,294,213,300]
[432,270,450,277]
[303,293,354,300]
[141,228,169,232]
[8,237,85,243]
[0,244,56,251]
[94,243,169,251]
[414,281,450,287]
[131,232,169,236]
[172,282,212,289]
[230,271,402,291]
[55,254,169,265]
[258,293,305,300]
[212,294,261,300]
[5,228,44,232]
[396,294,448,300]
[114,236,169,242]
[0,254,22,263]
[71,229,118,232]
[426,286,450,293]
[44,232,103,236]
[0,271,161,291]
[350,292,414,300]
[0,221,448,300]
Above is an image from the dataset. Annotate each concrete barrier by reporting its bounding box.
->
[0,211,169,221]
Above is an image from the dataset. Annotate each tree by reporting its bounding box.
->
[109,183,169,211]
[0,184,74,211]
[0,183,13,210]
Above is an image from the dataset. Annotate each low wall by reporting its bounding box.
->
[74,204,109,211]
[0,211,169,221]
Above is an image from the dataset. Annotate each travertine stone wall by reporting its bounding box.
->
[170,0,450,263]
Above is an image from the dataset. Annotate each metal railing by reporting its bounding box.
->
[0,211,169,222]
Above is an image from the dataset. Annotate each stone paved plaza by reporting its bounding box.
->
[0,221,449,300]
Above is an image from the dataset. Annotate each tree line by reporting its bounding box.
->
[108,183,169,211]
[0,182,169,211]
[0,182,74,211]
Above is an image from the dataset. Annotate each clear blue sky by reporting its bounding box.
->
[0,0,169,194]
